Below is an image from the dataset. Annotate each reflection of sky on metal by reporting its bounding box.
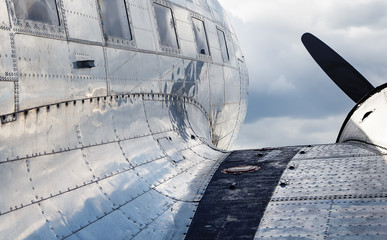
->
[219,0,387,149]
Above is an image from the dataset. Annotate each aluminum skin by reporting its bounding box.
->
[0,0,248,239]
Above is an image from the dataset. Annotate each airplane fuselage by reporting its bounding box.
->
[0,0,248,239]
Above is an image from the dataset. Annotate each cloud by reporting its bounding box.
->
[232,114,346,149]
[216,0,387,149]
[266,75,296,93]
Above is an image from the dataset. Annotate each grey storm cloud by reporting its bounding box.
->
[217,0,387,149]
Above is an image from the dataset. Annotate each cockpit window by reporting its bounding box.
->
[14,0,60,26]
[98,0,132,40]
[192,18,210,56]
[217,29,229,61]
[154,3,179,49]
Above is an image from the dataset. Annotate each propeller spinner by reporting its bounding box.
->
[301,33,375,103]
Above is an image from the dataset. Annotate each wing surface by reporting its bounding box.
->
[186,142,387,239]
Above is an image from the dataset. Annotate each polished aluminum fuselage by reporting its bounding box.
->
[0,0,248,239]
[0,0,248,149]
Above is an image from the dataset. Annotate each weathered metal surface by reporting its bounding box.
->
[255,143,387,239]
[186,147,300,240]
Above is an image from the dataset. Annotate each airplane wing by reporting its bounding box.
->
[186,142,387,239]
[0,0,386,239]
[185,33,387,239]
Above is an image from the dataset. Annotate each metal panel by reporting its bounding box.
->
[70,210,139,240]
[28,150,91,201]
[0,94,229,239]
[119,190,175,230]
[159,56,185,82]
[129,0,156,51]
[0,0,10,29]
[215,130,233,149]
[0,160,35,214]
[78,99,118,147]
[0,82,14,115]
[111,96,150,138]
[0,31,15,80]
[132,202,196,240]
[206,20,223,64]
[40,184,114,239]
[206,0,233,31]
[255,143,387,239]
[96,169,151,206]
[0,1,248,239]
[68,42,107,98]
[224,67,241,103]
[195,61,211,111]
[82,143,130,179]
[255,200,333,239]
[15,35,70,110]
[144,99,174,133]
[107,49,139,94]
[138,53,160,82]
[135,157,178,186]
[0,204,54,239]
[118,136,165,167]
[194,0,212,19]
[209,64,224,106]
[190,144,225,161]
[157,135,185,162]
[0,105,79,163]
[174,7,197,58]
[170,0,187,8]
[62,0,103,43]
[155,159,217,201]
[185,103,211,143]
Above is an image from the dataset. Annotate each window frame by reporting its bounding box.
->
[191,15,211,59]
[217,27,230,62]
[10,0,65,39]
[97,0,135,48]
[153,1,181,55]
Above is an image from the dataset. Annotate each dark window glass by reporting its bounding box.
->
[192,18,210,55]
[98,0,132,40]
[14,0,60,25]
[154,4,179,49]
[217,29,229,61]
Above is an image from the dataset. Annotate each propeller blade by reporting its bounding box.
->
[301,32,375,103]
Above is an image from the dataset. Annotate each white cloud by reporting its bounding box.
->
[266,75,296,93]
[216,0,387,150]
[232,114,346,150]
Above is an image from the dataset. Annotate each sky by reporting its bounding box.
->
[217,0,387,149]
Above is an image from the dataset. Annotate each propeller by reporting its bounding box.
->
[301,32,375,103]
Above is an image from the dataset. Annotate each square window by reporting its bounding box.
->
[217,29,229,61]
[14,0,60,26]
[154,3,179,49]
[98,0,132,40]
[192,18,210,56]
